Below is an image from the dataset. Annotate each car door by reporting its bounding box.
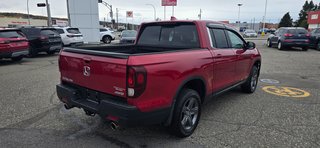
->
[208,28,238,91]
[226,29,253,82]
[270,29,281,44]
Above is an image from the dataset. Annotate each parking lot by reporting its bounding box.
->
[0,40,319,147]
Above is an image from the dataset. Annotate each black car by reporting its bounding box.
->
[309,28,320,50]
[20,27,63,56]
[266,27,310,51]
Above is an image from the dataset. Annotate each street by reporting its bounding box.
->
[0,40,320,147]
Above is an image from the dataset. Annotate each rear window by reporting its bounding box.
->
[0,31,24,38]
[56,29,65,34]
[137,23,200,48]
[20,28,41,38]
[287,29,308,34]
[40,29,59,36]
[67,28,80,34]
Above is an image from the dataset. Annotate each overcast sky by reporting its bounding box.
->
[0,0,312,24]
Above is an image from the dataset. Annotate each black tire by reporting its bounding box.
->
[28,47,38,57]
[302,47,308,51]
[241,66,259,93]
[170,89,201,138]
[103,36,112,44]
[277,41,284,50]
[267,39,272,47]
[11,56,23,62]
[316,42,320,51]
[46,50,56,55]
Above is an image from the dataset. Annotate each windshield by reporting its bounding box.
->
[137,23,200,48]
[121,30,137,37]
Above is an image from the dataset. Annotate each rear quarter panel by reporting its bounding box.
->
[127,49,213,112]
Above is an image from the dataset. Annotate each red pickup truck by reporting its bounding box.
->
[57,20,261,137]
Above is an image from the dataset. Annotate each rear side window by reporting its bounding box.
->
[210,29,229,48]
[137,23,200,48]
[0,31,24,38]
[67,28,81,34]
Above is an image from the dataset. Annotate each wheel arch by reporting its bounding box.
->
[164,76,206,126]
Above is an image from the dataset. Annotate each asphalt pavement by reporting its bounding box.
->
[0,40,319,148]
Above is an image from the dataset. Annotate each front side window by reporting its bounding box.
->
[227,30,244,49]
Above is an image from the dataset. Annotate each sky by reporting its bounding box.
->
[0,0,313,24]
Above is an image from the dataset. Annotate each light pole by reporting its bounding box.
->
[262,0,268,34]
[146,4,156,21]
[27,0,30,25]
[45,0,52,26]
[237,3,243,28]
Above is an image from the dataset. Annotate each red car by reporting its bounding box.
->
[56,20,261,137]
[0,29,29,61]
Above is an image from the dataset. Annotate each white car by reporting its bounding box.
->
[54,27,84,46]
[243,30,258,38]
[100,28,116,44]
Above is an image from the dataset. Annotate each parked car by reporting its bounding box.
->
[266,27,310,51]
[243,29,258,38]
[0,29,29,61]
[56,20,261,137]
[20,27,63,56]
[100,28,115,44]
[119,30,137,44]
[258,28,268,34]
[309,28,320,50]
[268,28,276,34]
[53,27,83,46]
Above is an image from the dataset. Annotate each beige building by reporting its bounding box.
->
[0,17,47,27]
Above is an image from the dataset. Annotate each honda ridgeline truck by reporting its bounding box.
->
[56,20,261,137]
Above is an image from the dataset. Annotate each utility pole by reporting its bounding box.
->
[27,0,30,25]
[116,8,119,30]
[146,4,156,21]
[99,1,114,28]
[198,9,202,20]
[45,0,52,26]
[262,0,268,35]
[237,3,243,28]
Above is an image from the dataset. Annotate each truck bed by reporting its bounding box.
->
[63,45,196,59]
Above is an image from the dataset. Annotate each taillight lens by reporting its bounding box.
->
[284,33,293,37]
[306,33,310,37]
[127,66,147,98]
[39,36,48,40]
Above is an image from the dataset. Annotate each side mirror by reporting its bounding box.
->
[245,41,256,50]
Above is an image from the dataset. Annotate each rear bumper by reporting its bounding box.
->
[38,43,63,52]
[56,84,170,127]
[282,40,309,47]
[0,49,29,58]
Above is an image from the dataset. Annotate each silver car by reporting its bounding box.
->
[119,30,137,44]
[243,30,258,38]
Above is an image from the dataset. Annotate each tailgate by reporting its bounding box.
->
[59,49,128,97]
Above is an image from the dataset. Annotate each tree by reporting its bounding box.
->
[295,0,318,28]
[279,12,293,27]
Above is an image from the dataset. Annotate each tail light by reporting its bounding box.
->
[284,33,293,37]
[127,66,147,98]
[39,36,48,41]
[0,40,10,44]
[306,33,311,37]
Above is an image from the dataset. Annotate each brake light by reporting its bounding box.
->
[127,66,147,98]
[284,33,293,37]
[306,33,310,37]
[0,40,10,44]
[39,36,48,40]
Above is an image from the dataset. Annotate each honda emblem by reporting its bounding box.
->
[83,66,90,76]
